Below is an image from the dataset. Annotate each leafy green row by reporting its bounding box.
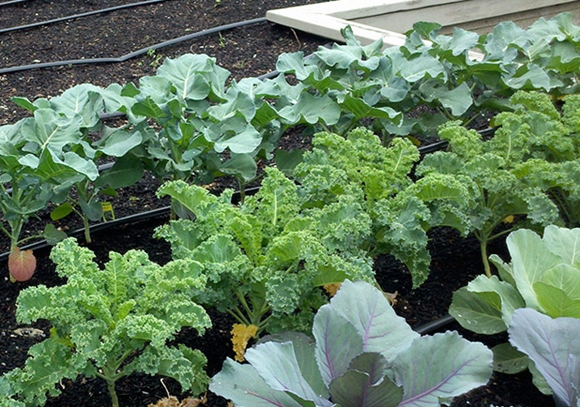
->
[276,12,580,138]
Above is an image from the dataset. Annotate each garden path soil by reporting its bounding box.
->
[0,1,557,406]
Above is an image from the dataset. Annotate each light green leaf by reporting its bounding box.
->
[507,228,562,310]
[398,54,446,83]
[213,124,261,154]
[339,94,401,122]
[542,225,580,268]
[20,109,83,152]
[294,93,340,125]
[467,274,526,325]
[492,342,529,374]
[276,51,317,80]
[96,128,143,157]
[50,84,104,128]
[534,282,580,318]
[503,64,553,90]
[449,287,506,334]
[433,82,473,116]
[157,54,215,100]
[219,153,257,182]
[97,154,144,190]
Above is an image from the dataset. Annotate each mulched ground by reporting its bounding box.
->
[0,1,557,406]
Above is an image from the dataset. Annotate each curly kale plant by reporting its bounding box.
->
[415,102,569,275]
[293,127,458,287]
[210,280,493,407]
[0,238,211,407]
[414,90,580,276]
[156,167,375,339]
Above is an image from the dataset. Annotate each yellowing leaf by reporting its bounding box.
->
[148,396,203,407]
[231,323,258,362]
[8,247,37,282]
[323,282,342,297]
[503,215,515,224]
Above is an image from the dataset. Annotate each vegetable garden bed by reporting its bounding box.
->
[1,1,579,406]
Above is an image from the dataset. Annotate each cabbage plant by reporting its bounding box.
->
[210,280,493,407]
[450,225,580,392]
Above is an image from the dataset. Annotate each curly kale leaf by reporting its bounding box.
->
[294,127,419,207]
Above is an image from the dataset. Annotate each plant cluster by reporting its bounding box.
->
[156,166,376,338]
[0,238,211,407]
[210,280,493,407]
[2,11,580,407]
[3,12,580,280]
[449,225,580,396]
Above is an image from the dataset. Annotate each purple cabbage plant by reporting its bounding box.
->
[210,280,493,407]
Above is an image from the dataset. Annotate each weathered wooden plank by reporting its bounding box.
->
[266,0,580,47]
[354,0,580,33]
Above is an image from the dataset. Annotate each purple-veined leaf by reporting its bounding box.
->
[245,341,334,407]
[509,308,580,407]
[313,305,364,386]
[210,358,307,407]
[395,331,493,407]
[327,280,419,359]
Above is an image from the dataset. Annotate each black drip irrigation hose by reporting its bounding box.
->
[0,0,169,35]
[414,314,456,334]
[0,0,29,6]
[0,17,268,75]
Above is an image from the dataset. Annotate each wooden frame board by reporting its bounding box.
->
[266,0,580,47]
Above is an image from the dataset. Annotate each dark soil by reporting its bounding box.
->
[0,1,556,406]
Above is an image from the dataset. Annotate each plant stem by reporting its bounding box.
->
[82,213,92,243]
[96,350,133,407]
[8,218,24,250]
[99,365,120,407]
[106,378,120,407]
[480,237,491,278]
